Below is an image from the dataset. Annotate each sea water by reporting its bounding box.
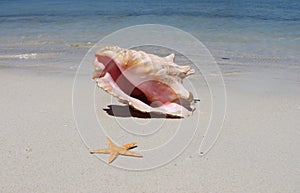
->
[0,0,299,77]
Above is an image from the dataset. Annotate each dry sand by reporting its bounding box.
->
[0,67,299,192]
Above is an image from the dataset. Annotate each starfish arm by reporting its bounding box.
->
[90,148,111,154]
[106,136,116,148]
[119,149,143,157]
[108,152,119,163]
[122,142,137,149]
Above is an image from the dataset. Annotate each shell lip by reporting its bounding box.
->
[92,55,110,79]
[92,70,105,79]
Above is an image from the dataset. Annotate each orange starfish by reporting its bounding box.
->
[90,136,143,163]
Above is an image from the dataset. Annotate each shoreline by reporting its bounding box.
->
[1,54,299,95]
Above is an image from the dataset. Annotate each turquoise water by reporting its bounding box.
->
[0,0,299,72]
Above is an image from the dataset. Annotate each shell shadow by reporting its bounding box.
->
[103,105,181,119]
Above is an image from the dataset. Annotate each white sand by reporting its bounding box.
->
[0,68,299,192]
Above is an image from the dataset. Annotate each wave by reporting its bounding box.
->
[0,11,299,23]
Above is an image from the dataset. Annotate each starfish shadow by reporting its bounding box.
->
[127,145,138,150]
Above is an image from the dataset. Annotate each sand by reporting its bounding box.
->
[0,67,299,193]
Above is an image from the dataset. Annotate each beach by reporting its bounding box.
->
[1,0,300,192]
[1,66,299,192]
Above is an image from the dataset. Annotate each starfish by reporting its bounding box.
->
[90,136,143,163]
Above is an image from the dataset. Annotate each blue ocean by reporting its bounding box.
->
[0,0,299,73]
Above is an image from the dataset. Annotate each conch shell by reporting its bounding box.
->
[93,46,195,118]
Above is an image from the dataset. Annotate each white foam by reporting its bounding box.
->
[0,53,37,59]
